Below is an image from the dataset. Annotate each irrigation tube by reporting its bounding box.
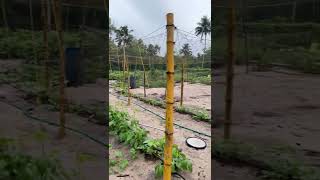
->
[110,92,211,138]
[0,100,107,147]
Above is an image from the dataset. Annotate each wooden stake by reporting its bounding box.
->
[180,62,184,107]
[122,46,126,92]
[127,58,131,106]
[1,0,8,31]
[109,54,112,72]
[41,0,50,93]
[116,47,120,71]
[138,46,147,97]
[52,0,66,139]
[163,13,175,180]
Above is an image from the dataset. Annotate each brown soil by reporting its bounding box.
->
[131,82,211,111]
[213,160,259,180]
[109,84,211,179]
[0,58,108,180]
[214,66,320,168]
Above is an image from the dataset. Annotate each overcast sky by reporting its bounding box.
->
[109,0,211,56]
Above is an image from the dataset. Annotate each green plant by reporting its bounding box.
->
[109,106,193,176]
[109,150,129,174]
[0,136,69,180]
[129,148,137,160]
[192,111,210,122]
[32,129,48,156]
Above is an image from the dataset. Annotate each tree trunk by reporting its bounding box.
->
[202,35,207,68]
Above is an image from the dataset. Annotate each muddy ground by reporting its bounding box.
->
[131,82,211,111]
[0,59,107,180]
[214,66,320,169]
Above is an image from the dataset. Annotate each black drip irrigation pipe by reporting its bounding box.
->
[110,92,211,138]
[0,100,107,147]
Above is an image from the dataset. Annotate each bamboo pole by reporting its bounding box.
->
[109,54,112,72]
[41,0,49,93]
[224,0,236,139]
[180,62,184,107]
[292,1,297,23]
[116,47,120,71]
[163,13,175,180]
[52,0,66,139]
[127,57,131,105]
[29,0,40,95]
[143,68,146,97]
[185,59,188,82]
[47,0,51,31]
[243,0,249,74]
[1,0,8,31]
[138,45,148,96]
[122,46,126,91]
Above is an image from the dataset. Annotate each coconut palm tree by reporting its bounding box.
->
[179,43,192,57]
[195,16,211,67]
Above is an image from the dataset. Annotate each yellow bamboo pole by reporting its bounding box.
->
[163,13,174,180]
[52,0,66,138]
[180,62,184,107]
[225,0,236,139]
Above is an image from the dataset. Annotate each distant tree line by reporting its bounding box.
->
[214,0,320,25]
[0,0,107,31]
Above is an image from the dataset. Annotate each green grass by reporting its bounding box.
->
[213,139,320,180]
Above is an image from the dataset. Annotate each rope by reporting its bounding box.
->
[137,25,166,40]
